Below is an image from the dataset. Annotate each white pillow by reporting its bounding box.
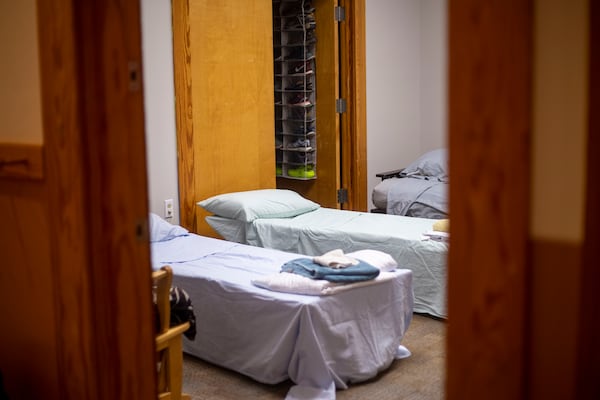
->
[403,148,448,179]
[149,213,189,242]
[197,189,320,222]
[346,249,398,272]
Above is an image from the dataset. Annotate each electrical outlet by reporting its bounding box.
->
[164,199,174,219]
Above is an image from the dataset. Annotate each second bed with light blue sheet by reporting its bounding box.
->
[200,190,448,319]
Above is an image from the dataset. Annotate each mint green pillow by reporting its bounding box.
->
[198,189,320,222]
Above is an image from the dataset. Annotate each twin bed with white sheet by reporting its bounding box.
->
[199,189,449,319]
[149,214,414,400]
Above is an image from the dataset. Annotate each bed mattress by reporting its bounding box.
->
[151,233,414,399]
[207,208,448,319]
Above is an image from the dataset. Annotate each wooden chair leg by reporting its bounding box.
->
[153,267,191,400]
[157,351,168,393]
[166,337,189,400]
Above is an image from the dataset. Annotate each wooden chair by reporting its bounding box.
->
[152,266,191,400]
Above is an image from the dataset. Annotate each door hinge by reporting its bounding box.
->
[128,61,141,92]
[337,188,348,204]
[336,98,347,113]
[335,6,346,22]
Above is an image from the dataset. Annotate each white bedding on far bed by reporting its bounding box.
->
[207,208,448,319]
[151,229,414,400]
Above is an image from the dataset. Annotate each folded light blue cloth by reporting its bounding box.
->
[281,258,380,283]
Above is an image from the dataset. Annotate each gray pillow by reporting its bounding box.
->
[403,148,448,179]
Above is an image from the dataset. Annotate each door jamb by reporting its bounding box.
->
[339,0,368,211]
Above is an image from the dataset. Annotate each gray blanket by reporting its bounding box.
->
[281,257,380,283]
[386,177,448,219]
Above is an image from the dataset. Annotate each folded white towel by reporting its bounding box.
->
[313,249,359,269]
[346,249,398,272]
[252,271,397,296]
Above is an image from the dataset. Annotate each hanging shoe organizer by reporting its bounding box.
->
[273,0,317,180]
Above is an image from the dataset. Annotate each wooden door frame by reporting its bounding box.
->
[171,0,196,231]
[577,2,600,397]
[73,2,157,398]
[447,1,599,399]
[339,0,368,211]
[446,1,532,398]
[36,1,156,398]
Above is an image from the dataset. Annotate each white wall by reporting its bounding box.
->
[141,0,180,223]
[366,0,447,210]
[419,0,447,151]
[140,0,448,216]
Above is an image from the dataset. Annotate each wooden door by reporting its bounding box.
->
[447,1,599,399]
[276,0,341,209]
[172,0,276,235]
[277,0,368,212]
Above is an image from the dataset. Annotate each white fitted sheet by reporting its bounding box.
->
[151,233,414,399]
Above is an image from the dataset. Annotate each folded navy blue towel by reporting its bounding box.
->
[281,257,380,283]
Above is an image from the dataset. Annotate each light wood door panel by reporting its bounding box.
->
[276,0,341,209]
[173,0,276,235]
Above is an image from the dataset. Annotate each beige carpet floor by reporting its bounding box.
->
[182,314,446,399]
